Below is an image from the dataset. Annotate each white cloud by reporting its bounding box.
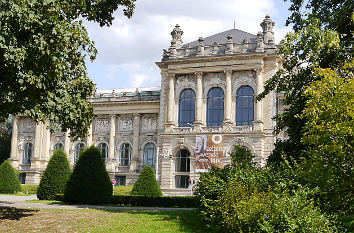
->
[85,0,290,90]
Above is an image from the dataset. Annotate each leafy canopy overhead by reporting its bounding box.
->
[0,0,136,138]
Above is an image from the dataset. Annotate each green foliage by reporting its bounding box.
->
[21,185,38,195]
[0,0,136,138]
[64,146,112,204]
[298,63,354,226]
[0,116,13,165]
[130,165,162,197]
[0,160,21,194]
[37,149,72,200]
[213,184,336,232]
[113,185,133,196]
[112,195,199,208]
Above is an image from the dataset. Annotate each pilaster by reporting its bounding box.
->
[130,114,140,172]
[9,116,19,167]
[87,123,93,146]
[31,122,43,169]
[166,73,175,131]
[254,68,264,131]
[223,70,233,128]
[194,71,203,131]
[64,130,71,164]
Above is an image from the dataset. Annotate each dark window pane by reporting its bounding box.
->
[179,89,195,127]
[207,87,224,126]
[236,86,254,126]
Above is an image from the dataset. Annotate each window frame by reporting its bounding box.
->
[74,143,85,163]
[120,143,131,166]
[178,88,196,127]
[175,149,190,172]
[54,143,64,150]
[98,142,108,160]
[236,85,255,126]
[22,143,33,165]
[143,142,156,167]
[207,87,224,126]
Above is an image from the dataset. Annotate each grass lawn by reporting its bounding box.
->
[0,207,215,233]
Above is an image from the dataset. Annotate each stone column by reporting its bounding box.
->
[130,114,140,172]
[64,130,71,164]
[32,122,43,169]
[109,115,115,159]
[86,123,93,146]
[166,73,175,129]
[41,120,51,161]
[9,116,19,167]
[194,72,203,131]
[224,70,233,125]
[254,68,264,131]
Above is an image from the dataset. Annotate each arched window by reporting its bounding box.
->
[54,143,64,150]
[175,149,190,172]
[74,143,85,163]
[236,86,254,126]
[23,143,33,164]
[120,143,131,166]
[207,87,224,126]
[178,89,195,127]
[98,143,108,160]
[144,143,155,167]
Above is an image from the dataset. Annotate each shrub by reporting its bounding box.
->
[0,160,21,193]
[114,185,133,196]
[37,149,71,200]
[112,195,199,207]
[21,185,38,195]
[130,165,162,197]
[64,146,112,204]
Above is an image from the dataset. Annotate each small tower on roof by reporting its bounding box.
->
[260,14,275,46]
[170,24,184,48]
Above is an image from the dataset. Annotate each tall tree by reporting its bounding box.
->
[259,0,353,164]
[0,116,13,165]
[0,0,136,138]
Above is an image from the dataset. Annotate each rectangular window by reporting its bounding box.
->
[19,173,26,184]
[115,176,126,186]
[175,175,190,188]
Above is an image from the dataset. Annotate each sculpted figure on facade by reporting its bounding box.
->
[21,118,35,132]
[142,114,157,131]
[176,75,196,92]
[95,117,110,132]
[118,114,133,131]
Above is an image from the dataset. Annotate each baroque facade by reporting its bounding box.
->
[9,15,283,195]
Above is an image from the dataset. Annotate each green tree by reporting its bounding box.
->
[0,0,136,138]
[0,160,21,194]
[0,116,13,164]
[130,165,163,197]
[64,146,112,204]
[259,0,352,164]
[299,63,353,216]
[37,149,72,200]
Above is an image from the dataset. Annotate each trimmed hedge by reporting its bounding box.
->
[0,160,21,194]
[37,149,71,200]
[112,195,199,208]
[130,165,162,197]
[21,185,38,195]
[54,194,198,208]
[64,146,112,204]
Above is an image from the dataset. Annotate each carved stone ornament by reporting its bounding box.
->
[176,75,196,90]
[18,136,32,151]
[209,73,224,86]
[118,115,133,131]
[22,118,35,132]
[142,114,157,131]
[95,117,109,132]
[119,135,133,145]
[177,138,184,144]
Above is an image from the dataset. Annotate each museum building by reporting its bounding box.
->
[9,15,284,196]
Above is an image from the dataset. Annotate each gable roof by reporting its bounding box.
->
[183,28,257,47]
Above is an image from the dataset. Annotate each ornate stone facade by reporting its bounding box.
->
[9,16,284,196]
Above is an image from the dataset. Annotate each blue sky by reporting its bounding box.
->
[84,0,292,91]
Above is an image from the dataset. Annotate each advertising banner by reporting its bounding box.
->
[196,134,224,173]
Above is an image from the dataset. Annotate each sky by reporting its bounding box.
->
[84,0,292,91]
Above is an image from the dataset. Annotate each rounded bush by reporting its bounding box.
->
[130,165,162,197]
[0,160,21,194]
[64,146,112,204]
[37,149,71,200]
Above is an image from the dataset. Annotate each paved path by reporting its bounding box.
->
[0,195,195,212]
